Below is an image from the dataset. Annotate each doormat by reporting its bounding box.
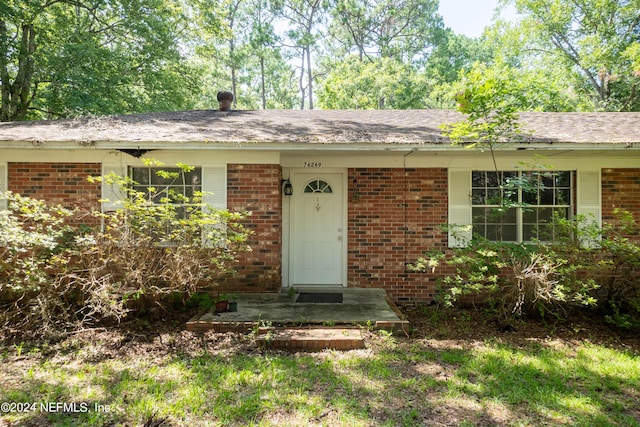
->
[296,292,343,304]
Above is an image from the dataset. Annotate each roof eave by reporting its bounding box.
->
[0,140,637,151]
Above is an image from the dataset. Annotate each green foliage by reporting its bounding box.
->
[327,0,444,63]
[0,192,87,334]
[411,236,598,318]
[4,0,640,118]
[185,292,216,311]
[318,56,429,109]
[512,0,640,111]
[598,209,640,319]
[1,0,221,121]
[0,192,74,290]
[443,61,527,147]
[412,210,640,325]
[0,163,250,338]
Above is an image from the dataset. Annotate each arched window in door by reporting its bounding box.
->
[304,179,333,194]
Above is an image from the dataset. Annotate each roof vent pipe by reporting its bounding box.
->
[217,91,234,111]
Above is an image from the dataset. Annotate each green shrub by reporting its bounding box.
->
[412,238,597,318]
[412,211,640,325]
[0,162,250,338]
[0,192,86,335]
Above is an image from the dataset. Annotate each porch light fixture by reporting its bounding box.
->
[282,179,293,196]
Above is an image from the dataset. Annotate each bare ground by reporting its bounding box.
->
[1,306,639,427]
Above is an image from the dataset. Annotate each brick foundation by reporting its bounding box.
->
[8,162,101,225]
[224,164,283,292]
[348,168,448,303]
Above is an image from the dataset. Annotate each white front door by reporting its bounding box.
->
[291,172,344,285]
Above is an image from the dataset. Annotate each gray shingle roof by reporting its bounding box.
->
[0,109,639,146]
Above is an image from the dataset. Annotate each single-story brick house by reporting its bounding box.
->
[1,109,639,303]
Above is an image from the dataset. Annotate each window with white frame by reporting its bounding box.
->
[471,170,573,242]
[129,166,202,218]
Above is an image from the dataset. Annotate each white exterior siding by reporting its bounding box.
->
[202,166,227,209]
[101,163,128,212]
[447,169,472,247]
[0,162,6,210]
[576,169,602,227]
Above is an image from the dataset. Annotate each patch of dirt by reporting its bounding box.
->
[402,306,640,352]
[2,306,639,427]
[3,306,639,361]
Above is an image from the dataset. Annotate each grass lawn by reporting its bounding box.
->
[1,308,639,426]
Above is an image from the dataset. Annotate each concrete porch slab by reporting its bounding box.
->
[186,287,409,335]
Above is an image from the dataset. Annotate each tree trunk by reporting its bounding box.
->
[306,45,313,110]
[0,20,11,121]
[230,34,237,109]
[299,49,306,109]
[1,22,36,121]
[260,55,266,109]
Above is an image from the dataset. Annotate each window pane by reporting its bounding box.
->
[523,224,537,241]
[538,207,553,223]
[184,187,195,198]
[486,172,499,187]
[523,208,537,223]
[151,168,182,185]
[555,189,570,205]
[502,207,517,222]
[472,189,486,204]
[472,207,487,222]
[503,171,517,182]
[522,188,538,204]
[502,224,517,242]
[185,169,201,186]
[471,169,573,243]
[540,188,554,205]
[304,179,333,193]
[485,225,499,240]
[472,171,486,187]
[541,174,554,189]
[486,189,500,204]
[556,171,571,187]
[132,168,149,185]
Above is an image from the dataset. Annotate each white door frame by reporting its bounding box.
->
[282,168,348,288]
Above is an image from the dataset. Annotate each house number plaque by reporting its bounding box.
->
[304,162,322,168]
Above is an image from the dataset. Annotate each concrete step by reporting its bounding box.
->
[256,327,364,351]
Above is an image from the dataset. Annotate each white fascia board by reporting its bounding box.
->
[0,140,639,152]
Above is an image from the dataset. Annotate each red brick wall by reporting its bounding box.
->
[8,162,101,225]
[602,168,640,223]
[602,168,640,243]
[224,164,282,292]
[348,168,448,303]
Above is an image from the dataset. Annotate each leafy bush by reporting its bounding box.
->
[412,238,598,319]
[0,163,250,338]
[0,192,81,334]
[78,166,250,313]
[413,211,640,325]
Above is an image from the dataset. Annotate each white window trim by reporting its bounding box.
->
[471,170,573,243]
[448,168,601,247]
[101,163,227,212]
[101,163,227,247]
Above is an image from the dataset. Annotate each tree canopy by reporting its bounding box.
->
[1,0,639,121]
